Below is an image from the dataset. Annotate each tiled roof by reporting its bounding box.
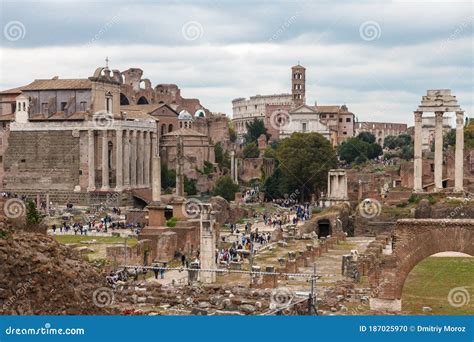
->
[0,86,25,94]
[314,105,342,113]
[21,79,92,91]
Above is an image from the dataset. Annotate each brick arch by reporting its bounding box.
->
[372,219,474,310]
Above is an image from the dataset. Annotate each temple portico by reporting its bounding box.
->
[413,90,464,193]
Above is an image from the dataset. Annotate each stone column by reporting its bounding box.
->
[137,131,144,187]
[235,158,239,183]
[101,130,109,191]
[130,130,137,188]
[151,132,161,202]
[123,130,130,189]
[454,111,464,192]
[144,131,151,187]
[231,150,236,183]
[434,111,444,191]
[327,172,332,198]
[46,193,50,214]
[115,129,123,191]
[413,111,423,192]
[87,130,95,191]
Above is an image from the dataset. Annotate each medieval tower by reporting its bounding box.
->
[291,64,306,107]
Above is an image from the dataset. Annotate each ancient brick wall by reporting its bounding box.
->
[3,130,80,191]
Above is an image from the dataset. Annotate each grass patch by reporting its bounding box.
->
[402,256,474,315]
[54,235,137,246]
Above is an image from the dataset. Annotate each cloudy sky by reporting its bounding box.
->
[0,0,472,124]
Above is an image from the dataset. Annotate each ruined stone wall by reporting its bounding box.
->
[106,239,152,266]
[3,130,80,191]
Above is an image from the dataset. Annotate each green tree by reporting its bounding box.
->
[243,119,269,144]
[228,126,237,143]
[242,142,260,158]
[161,162,176,190]
[276,132,337,201]
[184,176,197,195]
[400,145,414,160]
[203,160,214,175]
[214,142,231,169]
[383,135,398,149]
[213,176,239,201]
[26,200,42,226]
[357,132,376,144]
[339,136,383,164]
[263,166,284,200]
[465,120,474,148]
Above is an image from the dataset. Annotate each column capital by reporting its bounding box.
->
[435,111,444,120]
[414,111,423,122]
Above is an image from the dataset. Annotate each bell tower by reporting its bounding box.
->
[291,64,306,107]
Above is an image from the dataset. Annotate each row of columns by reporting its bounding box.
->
[87,129,155,192]
[413,111,464,192]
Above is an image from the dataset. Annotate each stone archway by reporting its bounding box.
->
[370,219,474,311]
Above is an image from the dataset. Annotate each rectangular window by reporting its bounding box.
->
[61,102,67,111]
[329,114,334,118]
[106,97,112,113]
[339,118,343,123]
[346,117,351,122]
[321,114,326,118]
[302,122,307,132]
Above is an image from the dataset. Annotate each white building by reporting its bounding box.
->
[279,105,335,144]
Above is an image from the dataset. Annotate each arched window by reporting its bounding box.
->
[161,124,167,136]
[120,93,130,105]
[168,124,173,132]
[137,96,149,105]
